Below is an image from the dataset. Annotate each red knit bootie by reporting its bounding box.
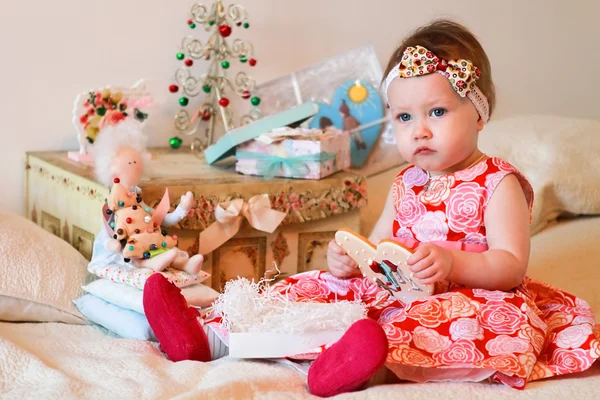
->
[143,273,211,362]
[307,318,388,397]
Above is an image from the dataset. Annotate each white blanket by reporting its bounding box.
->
[3,217,600,399]
[1,321,599,400]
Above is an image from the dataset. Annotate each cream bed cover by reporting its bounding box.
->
[1,216,599,400]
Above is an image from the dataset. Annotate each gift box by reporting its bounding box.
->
[206,276,367,360]
[235,127,350,180]
[205,101,351,180]
[228,330,345,359]
[204,102,320,165]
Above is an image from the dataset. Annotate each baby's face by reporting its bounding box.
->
[387,73,484,174]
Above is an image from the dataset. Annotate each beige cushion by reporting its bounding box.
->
[0,295,84,324]
[528,216,600,314]
[0,211,94,324]
[479,114,600,234]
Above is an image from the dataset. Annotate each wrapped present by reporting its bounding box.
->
[205,101,350,180]
[235,127,350,180]
[204,102,319,165]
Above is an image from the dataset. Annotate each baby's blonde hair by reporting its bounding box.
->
[383,19,496,118]
[93,120,148,187]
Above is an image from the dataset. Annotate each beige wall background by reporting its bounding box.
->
[1,0,599,214]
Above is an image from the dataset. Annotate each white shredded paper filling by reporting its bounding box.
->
[211,275,367,334]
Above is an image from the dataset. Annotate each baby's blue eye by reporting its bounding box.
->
[431,108,446,117]
[397,113,412,122]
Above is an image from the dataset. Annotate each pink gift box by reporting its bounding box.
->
[235,129,350,180]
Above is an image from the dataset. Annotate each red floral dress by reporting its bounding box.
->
[207,157,600,389]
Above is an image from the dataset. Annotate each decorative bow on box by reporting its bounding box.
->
[236,151,336,180]
[198,194,287,255]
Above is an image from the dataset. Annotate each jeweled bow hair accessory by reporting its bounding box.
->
[384,45,489,123]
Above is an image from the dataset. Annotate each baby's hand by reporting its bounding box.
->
[407,243,453,285]
[327,240,361,279]
[179,191,194,212]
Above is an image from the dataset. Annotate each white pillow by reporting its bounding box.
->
[82,279,146,314]
[479,114,600,234]
[0,211,94,324]
[82,278,219,314]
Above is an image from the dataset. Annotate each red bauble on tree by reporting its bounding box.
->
[219,97,230,107]
[249,58,257,66]
[219,25,232,37]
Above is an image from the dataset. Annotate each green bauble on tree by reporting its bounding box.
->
[169,136,183,149]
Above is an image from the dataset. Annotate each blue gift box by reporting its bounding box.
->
[204,102,320,165]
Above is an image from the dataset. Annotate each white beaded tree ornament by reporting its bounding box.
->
[168,0,263,153]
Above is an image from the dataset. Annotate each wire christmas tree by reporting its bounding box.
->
[168,0,263,153]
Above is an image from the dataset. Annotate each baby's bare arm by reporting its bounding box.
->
[447,174,530,290]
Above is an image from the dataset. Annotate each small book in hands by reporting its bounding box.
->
[334,228,434,305]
